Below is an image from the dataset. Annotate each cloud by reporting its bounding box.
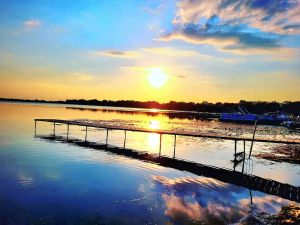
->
[143,47,199,57]
[160,0,300,51]
[90,50,140,58]
[23,20,41,28]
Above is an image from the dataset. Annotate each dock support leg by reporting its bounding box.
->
[234,140,237,156]
[34,121,37,136]
[106,129,109,145]
[85,126,87,142]
[67,124,69,141]
[159,134,162,157]
[233,140,237,171]
[242,140,246,173]
[53,122,56,136]
[173,135,176,158]
[123,130,127,149]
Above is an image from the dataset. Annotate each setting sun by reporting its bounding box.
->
[147,68,168,88]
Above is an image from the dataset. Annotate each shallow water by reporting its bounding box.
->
[0,102,299,225]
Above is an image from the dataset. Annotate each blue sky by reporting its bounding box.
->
[0,0,299,102]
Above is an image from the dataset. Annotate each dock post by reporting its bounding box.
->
[66,124,69,141]
[233,140,237,171]
[159,134,162,157]
[249,120,258,159]
[234,140,237,155]
[53,122,56,136]
[106,128,109,145]
[85,126,87,142]
[242,140,246,173]
[173,135,177,158]
[34,121,37,136]
[123,130,127,149]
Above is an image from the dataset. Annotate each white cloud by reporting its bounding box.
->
[23,20,41,28]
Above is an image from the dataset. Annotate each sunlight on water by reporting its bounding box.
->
[0,102,299,225]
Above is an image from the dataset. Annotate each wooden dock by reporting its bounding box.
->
[35,119,300,145]
[35,134,300,203]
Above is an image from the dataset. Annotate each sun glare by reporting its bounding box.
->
[148,68,167,88]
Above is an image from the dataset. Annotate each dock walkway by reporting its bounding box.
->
[34,119,300,203]
[35,119,300,145]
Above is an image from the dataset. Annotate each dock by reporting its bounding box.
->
[35,119,300,145]
[34,118,300,203]
[35,134,300,203]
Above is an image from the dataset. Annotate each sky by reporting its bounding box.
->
[0,0,299,103]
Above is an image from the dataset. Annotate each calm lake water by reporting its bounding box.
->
[0,102,299,225]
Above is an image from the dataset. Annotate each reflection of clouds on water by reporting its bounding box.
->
[239,195,290,216]
[152,175,295,225]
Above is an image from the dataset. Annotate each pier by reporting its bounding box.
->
[34,118,300,203]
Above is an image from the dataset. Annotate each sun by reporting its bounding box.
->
[148,68,167,88]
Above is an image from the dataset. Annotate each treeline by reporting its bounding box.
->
[1,98,299,115]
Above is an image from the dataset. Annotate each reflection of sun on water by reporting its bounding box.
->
[148,120,160,151]
[149,120,160,130]
[148,133,160,150]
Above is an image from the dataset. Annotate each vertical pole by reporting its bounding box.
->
[233,140,237,171]
[159,133,162,157]
[34,121,37,136]
[106,128,109,145]
[242,140,246,173]
[53,122,56,136]
[234,140,237,155]
[123,130,127,149]
[85,126,87,142]
[249,120,258,159]
[173,135,177,158]
[67,124,69,141]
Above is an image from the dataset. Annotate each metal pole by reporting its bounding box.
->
[159,134,162,157]
[85,126,87,142]
[123,130,127,148]
[67,124,69,141]
[234,140,237,156]
[34,121,37,136]
[249,120,258,159]
[233,140,237,171]
[173,135,177,158]
[106,128,109,145]
[242,140,246,173]
[53,122,56,136]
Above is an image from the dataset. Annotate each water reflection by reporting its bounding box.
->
[0,103,299,224]
[152,176,297,225]
[148,120,160,150]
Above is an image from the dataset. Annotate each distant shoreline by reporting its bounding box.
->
[0,98,299,116]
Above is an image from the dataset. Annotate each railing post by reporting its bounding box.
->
[85,126,88,142]
[123,130,127,148]
[234,139,237,155]
[67,124,69,141]
[34,121,37,136]
[106,128,109,145]
[233,140,237,171]
[53,122,56,136]
[242,140,246,173]
[173,135,176,158]
[159,133,162,157]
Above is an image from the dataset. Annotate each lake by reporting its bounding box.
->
[0,102,299,225]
